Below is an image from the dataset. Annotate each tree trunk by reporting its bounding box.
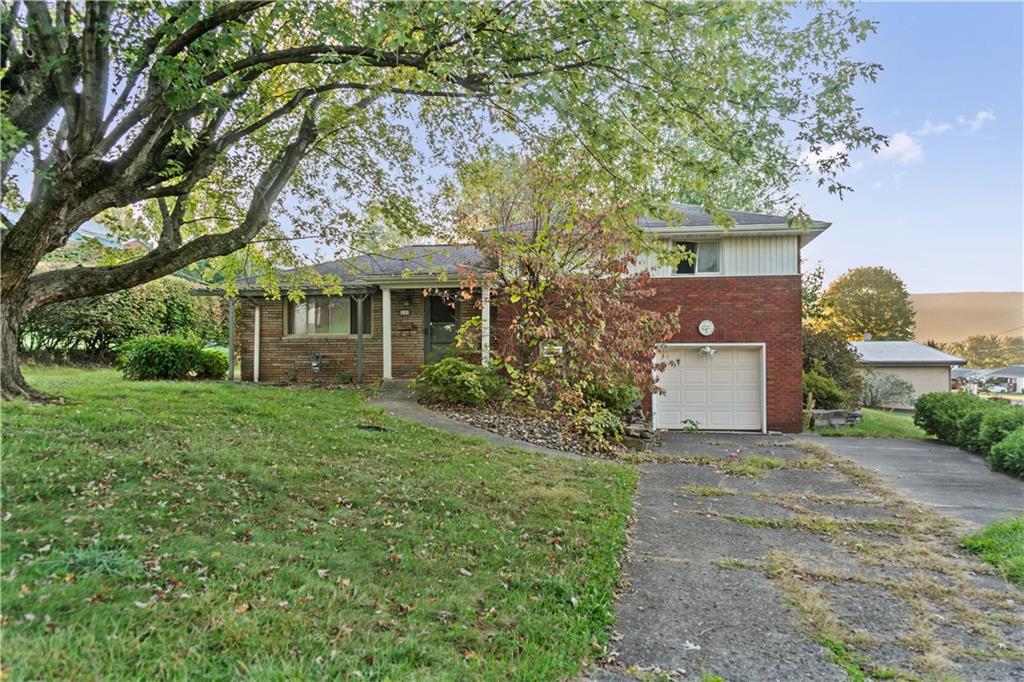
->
[0,291,55,402]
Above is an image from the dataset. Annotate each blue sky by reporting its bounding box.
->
[797,1,1023,294]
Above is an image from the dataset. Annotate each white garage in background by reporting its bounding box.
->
[653,343,767,432]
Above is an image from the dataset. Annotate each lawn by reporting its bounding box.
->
[815,408,931,440]
[963,514,1024,588]
[2,367,635,680]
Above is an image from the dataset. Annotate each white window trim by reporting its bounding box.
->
[651,342,767,434]
[283,296,374,339]
[669,239,722,277]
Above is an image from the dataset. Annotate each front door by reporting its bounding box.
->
[425,295,460,363]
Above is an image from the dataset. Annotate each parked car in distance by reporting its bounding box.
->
[985,384,1008,394]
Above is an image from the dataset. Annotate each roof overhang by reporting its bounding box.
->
[641,223,831,248]
[858,360,963,368]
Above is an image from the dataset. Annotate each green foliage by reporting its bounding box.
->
[860,370,915,408]
[987,427,1024,477]
[4,366,635,679]
[820,267,916,341]
[801,261,826,320]
[939,335,1024,369]
[802,324,863,400]
[913,392,983,444]
[194,349,229,380]
[570,402,625,451]
[584,384,642,418]
[963,514,1024,586]
[21,276,224,358]
[817,409,930,440]
[914,393,1024,470]
[412,357,507,407]
[803,370,849,410]
[117,336,203,381]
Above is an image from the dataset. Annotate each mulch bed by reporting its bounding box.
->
[432,402,625,458]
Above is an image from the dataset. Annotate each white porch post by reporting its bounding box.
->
[253,303,261,383]
[382,286,393,380]
[480,282,490,366]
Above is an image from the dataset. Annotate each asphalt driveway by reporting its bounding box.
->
[589,434,1024,681]
[801,435,1023,526]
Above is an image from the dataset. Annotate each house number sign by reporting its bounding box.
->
[698,319,715,336]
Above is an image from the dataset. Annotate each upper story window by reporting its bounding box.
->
[287,296,372,336]
[675,240,720,275]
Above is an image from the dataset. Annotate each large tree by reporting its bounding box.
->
[0,0,883,399]
[819,266,916,341]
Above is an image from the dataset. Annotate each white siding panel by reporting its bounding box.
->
[722,236,798,275]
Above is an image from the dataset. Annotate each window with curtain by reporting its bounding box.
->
[675,240,721,275]
[287,296,372,335]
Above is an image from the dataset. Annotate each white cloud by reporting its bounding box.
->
[799,141,848,169]
[958,110,995,132]
[914,119,952,136]
[876,132,923,165]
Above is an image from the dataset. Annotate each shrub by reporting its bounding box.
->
[21,276,225,359]
[584,384,642,417]
[914,392,984,444]
[413,357,507,407]
[195,349,229,380]
[955,402,993,453]
[802,324,863,400]
[978,407,1024,455]
[802,370,848,410]
[987,426,1024,477]
[118,336,203,380]
[860,370,915,409]
[570,402,624,451]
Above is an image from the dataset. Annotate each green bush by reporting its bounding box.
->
[584,384,641,417]
[571,402,624,451]
[21,276,224,359]
[118,336,203,380]
[955,402,993,453]
[987,426,1024,477]
[913,392,984,444]
[413,357,507,407]
[195,349,229,380]
[978,408,1024,455]
[802,370,848,410]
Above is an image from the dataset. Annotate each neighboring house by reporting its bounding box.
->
[853,341,964,407]
[232,204,830,433]
[982,365,1024,393]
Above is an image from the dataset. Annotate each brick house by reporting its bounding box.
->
[232,205,829,433]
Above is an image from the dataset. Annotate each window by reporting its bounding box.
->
[287,296,372,335]
[675,240,721,275]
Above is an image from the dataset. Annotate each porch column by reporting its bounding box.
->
[480,282,490,366]
[227,298,236,381]
[382,286,393,380]
[253,303,261,383]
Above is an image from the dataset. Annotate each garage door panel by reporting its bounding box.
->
[654,346,763,431]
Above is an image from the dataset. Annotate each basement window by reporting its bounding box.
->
[675,240,721,275]
[287,296,372,336]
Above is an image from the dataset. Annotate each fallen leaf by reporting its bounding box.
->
[234,602,250,614]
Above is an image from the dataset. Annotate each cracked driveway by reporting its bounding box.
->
[589,435,1024,681]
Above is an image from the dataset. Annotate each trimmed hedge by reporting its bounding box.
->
[118,336,226,381]
[988,427,1024,477]
[914,391,1024,476]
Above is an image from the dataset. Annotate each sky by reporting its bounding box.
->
[796,1,1023,294]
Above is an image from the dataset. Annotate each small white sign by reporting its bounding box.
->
[698,319,715,336]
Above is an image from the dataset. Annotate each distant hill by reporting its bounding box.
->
[910,292,1024,343]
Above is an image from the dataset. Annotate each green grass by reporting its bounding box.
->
[815,408,932,440]
[2,367,636,680]
[962,514,1024,588]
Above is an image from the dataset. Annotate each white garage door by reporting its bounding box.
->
[654,346,763,431]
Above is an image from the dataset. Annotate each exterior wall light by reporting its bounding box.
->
[698,346,716,358]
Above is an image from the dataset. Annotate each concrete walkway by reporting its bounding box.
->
[801,435,1023,526]
[368,381,582,459]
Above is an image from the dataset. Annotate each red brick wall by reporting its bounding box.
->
[642,276,804,433]
[238,291,483,383]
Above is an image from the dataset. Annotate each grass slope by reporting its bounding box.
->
[963,515,1024,588]
[2,368,635,680]
[816,408,931,440]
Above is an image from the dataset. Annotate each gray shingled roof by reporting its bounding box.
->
[983,365,1024,379]
[238,244,487,289]
[853,341,965,366]
[637,203,829,230]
